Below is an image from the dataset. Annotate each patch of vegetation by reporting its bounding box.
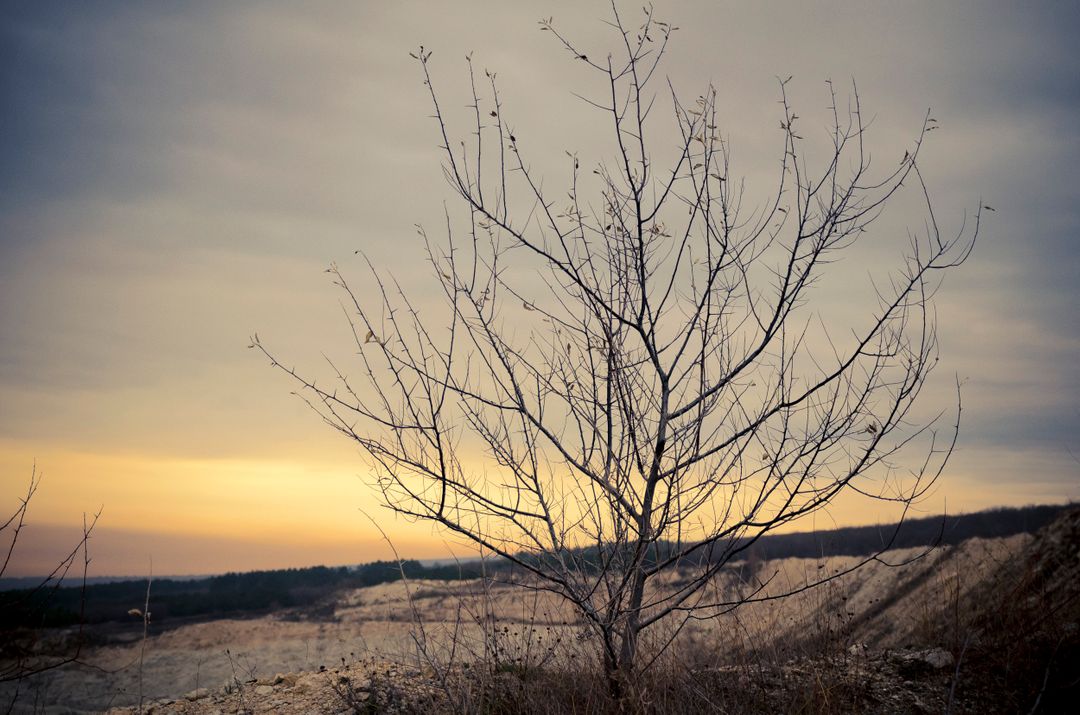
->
[0,560,485,630]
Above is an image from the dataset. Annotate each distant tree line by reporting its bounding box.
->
[510,504,1070,576]
[713,503,1069,565]
[0,504,1067,632]
[0,559,485,630]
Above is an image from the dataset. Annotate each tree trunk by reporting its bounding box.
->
[606,566,648,700]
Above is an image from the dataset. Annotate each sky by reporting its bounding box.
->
[1,1,1077,577]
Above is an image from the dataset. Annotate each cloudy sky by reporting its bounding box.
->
[1,1,1077,576]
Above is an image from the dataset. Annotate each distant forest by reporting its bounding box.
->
[721,503,1069,563]
[0,560,486,630]
[0,503,1068,630]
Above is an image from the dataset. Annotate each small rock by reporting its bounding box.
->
[891,647,955,672]
[294,673,325,693]
[921,647,955,670]
[254,685,274,696]
[185,688,211,701]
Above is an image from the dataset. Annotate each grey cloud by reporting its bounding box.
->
[0,0,1076,492]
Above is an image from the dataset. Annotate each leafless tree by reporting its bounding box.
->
[1,465,99,707]
[255,5,979,694]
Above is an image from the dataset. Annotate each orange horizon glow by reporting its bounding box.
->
[3,435,1073,577]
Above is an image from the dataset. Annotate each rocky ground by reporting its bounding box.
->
[104,646,965,715]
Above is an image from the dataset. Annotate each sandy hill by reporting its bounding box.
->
[1,508,1075,714]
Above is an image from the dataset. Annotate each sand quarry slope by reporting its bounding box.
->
[3,508,1077,713]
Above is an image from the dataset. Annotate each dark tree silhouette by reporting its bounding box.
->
[1,465,98,704]
[255,4,979,693]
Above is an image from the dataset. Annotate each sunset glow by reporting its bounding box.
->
[2,1,1077,577]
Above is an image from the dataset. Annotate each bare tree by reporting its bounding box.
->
[1,465,99,705]
[254,5,979,694]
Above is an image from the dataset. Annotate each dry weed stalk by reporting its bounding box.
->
[1,466,99,711]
